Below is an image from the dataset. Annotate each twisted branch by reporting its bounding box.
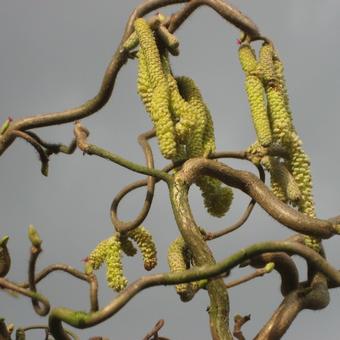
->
[48,239,340,339]
[111,129,156,233]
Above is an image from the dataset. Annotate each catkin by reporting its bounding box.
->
[245,75,272,146]
[87,236,128,292]
[135,18,177,159]
[129,226,157,271]
[167,236,197,301]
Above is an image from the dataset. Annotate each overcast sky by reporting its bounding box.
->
[1,1,340,339]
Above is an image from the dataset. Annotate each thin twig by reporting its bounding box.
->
[225,263,274,289]
[25,131,77,155]
[74,122,171,183]
[18,263,99,312]
[48,239,340,339]
[28,242,49,316]
[233,314,251,340]
[111,129,157,233]
[11,130,49,176]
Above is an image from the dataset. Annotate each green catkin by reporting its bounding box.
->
[129,226,157,271]
[266,84,292,145]
[137,49,153,112]
[134,18,177,159]
[88,236,128,291]
[257,43,276,83]
[167,237,197,301]
[261,156,301,202]
[238,44,257,74]
[176,76,233,217]
[245,75,272,146]
[104,236,128,291]
[161,54,197,143]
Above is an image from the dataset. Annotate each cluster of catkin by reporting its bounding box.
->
[240,41,319,250]
[128,17,233,218]
[86,226,157,292]
[167,236,207,300]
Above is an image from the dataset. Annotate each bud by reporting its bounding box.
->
[28,225,42,248]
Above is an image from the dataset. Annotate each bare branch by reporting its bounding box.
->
[111,129,156,233]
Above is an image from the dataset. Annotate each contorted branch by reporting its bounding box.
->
[0,0,259,156]
[254,273,329,340]
[178,158,340,238]
[74,121,170,182]
[111,129,156,233]
[48,240,340,339]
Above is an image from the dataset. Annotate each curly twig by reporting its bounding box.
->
[48,239,340,339]
[18,263,99,312]
[111,129,156,233]
[178,158,340,238]
[74,121,170,182]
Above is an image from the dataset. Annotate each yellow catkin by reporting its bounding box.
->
[196,176,233,218]
[257,43,276,83]
[104,236,128,291]
[261,156,301,203]
[134,18,177,159]
[238,44,257,74]
[266,84,292,145]
[88,236,128,292]
[167,236,197,301]
[128,226,157,271]
[176,76,207,156]
[245,75,272,146]
[161,53,197,142]
[137,49,153,112]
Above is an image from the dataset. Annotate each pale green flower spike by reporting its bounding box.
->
[245,74,272,146]
[134,18,177,159]
[87,236,128,291]
[176,76,209,155]
[104,236,128,291]
[266,84,292,145]
[196,176,234,218]
[87,238,110,270]
[137,49,153,112]
[161,54,197,143]
[167,236,198,301]
[261,156,301,203]
[128,226,157,271]
[238,44,257,74]
[257,43,276,83]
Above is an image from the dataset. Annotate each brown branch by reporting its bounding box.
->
[111,129,156,233]
[18,263,98,312]
[245,252,299,296]
[0,0,259,157]
[205,164,265,240]
[233,314,250,340]
[254,273,329,340]
[25,131,77,155]
[179,158,340,238]
[11,130,49,176]
[0,278,50,313]
[225,263,274,289]
[168,0,259,38]
[143,319,170,340]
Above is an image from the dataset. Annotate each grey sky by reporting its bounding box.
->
[1,1,340,339]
